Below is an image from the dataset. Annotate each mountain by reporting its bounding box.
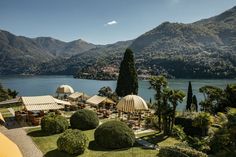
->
[73,6,236,79]
[0,30,54,74]
[0,6,236,78]
[61,39,96,57]
[37,40,133,75]
[0,30,96,74]
[127,6,236,78]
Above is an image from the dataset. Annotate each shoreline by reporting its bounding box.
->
[0,74,236,81]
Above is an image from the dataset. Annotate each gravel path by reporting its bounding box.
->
[0,122,43,157]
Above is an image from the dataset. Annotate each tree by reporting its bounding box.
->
[192,95,198,111]
[161,88,172,135]
[169,89,185,131]
[199,85,226,113]
[98,86,113,97]
[149,76,185,135]
[149,75,167,129]
[225,84,236,108]
[186,81,193,110]
[7,89,18,98]
[116,48,138,97]
[0,83,18,101]
[98,86,118,102]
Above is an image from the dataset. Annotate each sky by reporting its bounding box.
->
[0,0,236,44]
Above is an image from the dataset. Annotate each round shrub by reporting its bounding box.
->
[57,129,88,155]
[94,120,135,149]
[41,114,69,134]
[70,109,99,130]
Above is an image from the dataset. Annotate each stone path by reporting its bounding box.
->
[136,138,158,150]
[0,122,43,157]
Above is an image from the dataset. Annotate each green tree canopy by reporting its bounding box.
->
[199,85,227,113]
[116,48,138,97]
[0,83,18,101]
[98,86,112,97]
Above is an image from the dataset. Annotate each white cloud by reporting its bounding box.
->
[105,20,118,26]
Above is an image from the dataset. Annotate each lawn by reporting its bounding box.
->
[27,127,180,157]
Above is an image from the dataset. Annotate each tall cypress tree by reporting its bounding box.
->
[116,48,138,97]
[186,81,193,110]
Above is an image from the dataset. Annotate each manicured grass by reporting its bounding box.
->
[137,131,181,147]
[27,127,180,157]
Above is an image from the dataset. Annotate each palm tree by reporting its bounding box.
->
[161,87,172,135]
[168,89,185,131]
[149,75,167,129]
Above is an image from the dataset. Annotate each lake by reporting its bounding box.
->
[0,75,235,110]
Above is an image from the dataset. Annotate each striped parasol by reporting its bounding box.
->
[116,95,148,113]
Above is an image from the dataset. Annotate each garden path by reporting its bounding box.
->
[0,120,43,157]
[136,138,158,150]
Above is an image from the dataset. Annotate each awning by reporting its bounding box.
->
[0,133,23,157]
[86,95,106,105]
[68,92,84,100]
[25,104,63,111]
[21,95,64,111]
[0,97,20,106]
[53,98,71,106]
[86,95,115,105]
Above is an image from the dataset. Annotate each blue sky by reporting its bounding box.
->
[0,0,236,44]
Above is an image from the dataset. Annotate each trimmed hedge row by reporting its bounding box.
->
[94,120,135,149]
[57,129,88,155]
[41,114,69,134]
[70,109,99,130]
[159,146,207,157]
[175,117,206,136]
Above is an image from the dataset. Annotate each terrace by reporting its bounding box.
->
[0,84,181,157]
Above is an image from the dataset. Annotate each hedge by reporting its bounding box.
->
[175,117,206,136]
[159,146,207,157]
[57,129,88,155]
[70,109,99,130]
[94,120,135,149]
[41,114,69,134]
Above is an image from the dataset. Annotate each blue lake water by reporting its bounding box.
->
[0,75,235,110]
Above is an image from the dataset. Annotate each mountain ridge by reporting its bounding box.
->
[1,5,236,78]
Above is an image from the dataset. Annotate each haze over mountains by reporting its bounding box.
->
[0,6,236,78]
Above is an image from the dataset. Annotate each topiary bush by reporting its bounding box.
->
[70,109,99,130]
[158,146,208,157]
[94,120,135,149]
[41,114,69,134]
[57,129,88,155]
